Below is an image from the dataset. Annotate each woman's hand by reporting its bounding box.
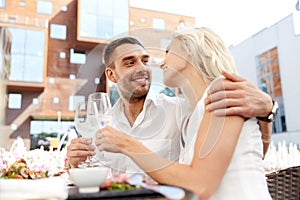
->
[95,126,137,154]
[66,138,95,167]
[205,71,273,118]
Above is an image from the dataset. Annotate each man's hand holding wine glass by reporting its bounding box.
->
[73,92,112,168]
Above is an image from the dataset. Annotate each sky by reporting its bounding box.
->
[130,0,298,46]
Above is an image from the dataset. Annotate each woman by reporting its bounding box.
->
[96,27,271,199]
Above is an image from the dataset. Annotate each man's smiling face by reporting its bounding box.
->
[106,43,152,100]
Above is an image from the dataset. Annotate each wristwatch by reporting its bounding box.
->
[257,100,279,122]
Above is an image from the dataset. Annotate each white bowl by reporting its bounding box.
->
[69,167,109,193]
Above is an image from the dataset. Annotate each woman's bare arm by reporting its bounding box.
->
[96,111,244,199]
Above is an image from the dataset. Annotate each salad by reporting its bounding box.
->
[1,159,48,179]
[100,173,141,191]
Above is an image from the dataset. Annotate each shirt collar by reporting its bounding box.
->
[144,90,158,106]
[112,89,158,112]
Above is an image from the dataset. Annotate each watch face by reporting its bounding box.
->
[256,100,279,122]
[273,101,279,115]
[270,101,279,122]
[269,114,275,122]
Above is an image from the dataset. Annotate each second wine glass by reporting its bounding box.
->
[88,92,113,167]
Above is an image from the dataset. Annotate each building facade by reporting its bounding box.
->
[229,13,300,145]
[0,0,195,149]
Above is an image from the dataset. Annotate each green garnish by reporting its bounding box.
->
[107,183,141,191]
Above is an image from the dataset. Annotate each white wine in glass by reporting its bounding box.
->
[74,101,99,168]
[88,92,113,167]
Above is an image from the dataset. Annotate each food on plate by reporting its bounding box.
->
[100,173,141,191]
[1,159,48,179]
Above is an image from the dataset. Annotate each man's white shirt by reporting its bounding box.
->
[102,90,190,175]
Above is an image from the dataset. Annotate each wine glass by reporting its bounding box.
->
[87,92,113,167]
[74,101,99,168]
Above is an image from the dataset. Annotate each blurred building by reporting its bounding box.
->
[229,12,300,144]
[0,0,195,149]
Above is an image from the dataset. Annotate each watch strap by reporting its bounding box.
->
[256,100,278,122]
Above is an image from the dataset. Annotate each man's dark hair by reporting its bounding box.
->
[103,37,144,68]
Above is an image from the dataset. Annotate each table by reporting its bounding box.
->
[67,185,165,199]
[67,185,199,200]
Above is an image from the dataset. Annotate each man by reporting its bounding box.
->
[67,37,274,172]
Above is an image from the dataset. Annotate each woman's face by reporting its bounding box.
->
[161,39,189,88]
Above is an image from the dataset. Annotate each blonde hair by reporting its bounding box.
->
[174,27,237,84]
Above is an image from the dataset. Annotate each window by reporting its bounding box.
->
[152,18,165,30]
[37,0,53,15]
[256,47,286,133]
[20,1,26,7]
[8,17,16,23]
[53,97,59,104]
[69,74,76,80]
[61,5,68,12]
[30,120,74,150]
[0,0,5,8]
[8,27,45,82]
[59,51,66,58]
[8,93,22,109]
[97,16,113,39]
[79,0,129,39]
[31,121,74,135]
[32,98,39,104]
[177,20,185,30]
[113,18,127,37]
[80,14,98,38]
[49,77,55,84]
[50,24,67,40]
[140,18,146,23]
[94,77,100,84]
[70,49,86,64]
[69,95,85,111]
[11,123,18,130]
[129,20,135,26]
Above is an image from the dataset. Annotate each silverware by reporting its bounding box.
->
[73,126,82,138]
[127,174,185,200]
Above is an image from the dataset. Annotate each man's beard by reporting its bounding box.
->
[118,84,150,104]
[116,69,151,103]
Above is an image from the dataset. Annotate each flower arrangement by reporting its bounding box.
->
[263,141,300,172]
